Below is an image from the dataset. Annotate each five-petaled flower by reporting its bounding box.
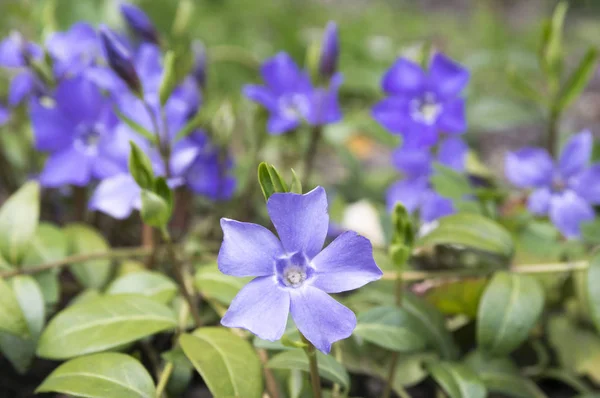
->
[505,130,600,239]
[387,137,468,222]
[243,52,342,135]
[218,186,382,353]
[372,53,469,147]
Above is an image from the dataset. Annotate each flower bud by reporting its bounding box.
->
[318,21,339,80]
[99,25,142,95]
[191,41,207,90]
[120,3,159,45]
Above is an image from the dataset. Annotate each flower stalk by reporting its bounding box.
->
[300,333,322,398]
[303,125,322,187]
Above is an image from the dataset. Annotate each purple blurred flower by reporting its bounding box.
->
[387,137,468,222]
[0,32,42,67]
[99,25,142,94]
[219,187,382,353]
[191,41,207,90]
[120,3,159,45]
[30,77,125,187]
[0,104,9,126]
[46,23,101,78]
[319,21,339,80]
[89,173,141,219]
[372,53,469,147]
[244,52,341,134]
[505,130,600,239]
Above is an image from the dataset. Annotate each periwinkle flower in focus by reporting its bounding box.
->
[120,3,160,45]
[219,187,382,353]
[244,52,341,134]
[505,130,600,239]
[372,53,469,146]
[387,137,468,222]
[319,21,339,80]
[99,25,142,95]
[31,77,124,187]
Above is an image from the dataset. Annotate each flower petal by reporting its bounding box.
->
[55,77,104,125]
[527,188,552,215]
[505,148,554,188]
[310,231,382,293]
[290,286,356,353]
[549,190,595,239]
[428,53,469,99]
[573,164,600,204]
[88,174,140,219]
[391,144,432,178]
[267,114,300,135]
[381,58,425,96]
[420,190,455,222]
[9,71,37,106]
[261,52,303,94]
[221,276,290,341]
[218,218,284,277]
[558,130,592,179]
[436,98,467,133]
[39,148,91,187]
[437,137,468,171]
[0,105,9,126]
[243,84,277,110]
[386,178,428,213]
[371,96,412,134]
[267,186,329,259]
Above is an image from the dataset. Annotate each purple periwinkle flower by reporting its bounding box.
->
[387,137,468,222]
[0,31,42,68]
[505,130,600,239]
[0,105,9,126]
[191,41,207,90]
[120,3,160,45]
[319,21,339,80]
[31,77,124,187]
[244,52,342,134]
[219,187,382,353]
[372,53,469,146]
[46,23,101,77]
[99,25,142,94]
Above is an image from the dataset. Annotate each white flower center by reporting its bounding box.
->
[283,266,307,288]
[410,92,442,125]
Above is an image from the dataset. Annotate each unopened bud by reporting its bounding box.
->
[120,3,160,45]
[99,25,142,95]
[318,21,339,80]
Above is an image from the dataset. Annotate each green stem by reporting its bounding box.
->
[155,362,174,398]
[547,107,560,158]
[160,227,203,328]
[300,334,322,398]
[303,125,322,187]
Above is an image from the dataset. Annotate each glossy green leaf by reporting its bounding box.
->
[267,348,350,390]
[159,50,178,106]
[464,351,546,398]
[106,271,178,303]
[140,189,171,228]
[37,294,177,359]
[431,164,473,201]
[0,275,45,374]
[556,48,598,111]
[425,279,487,318]
[258,162,288,200]
[129,141,155,190]
[354,306,428,352]
[64,224,112,289]
[180,327,263,398]
[195,263,250,305]
[404,292,459,360]
[477,272,545,356]
[417,213,514,257]
[427,361,487,398]
[36,352,155,398]
[0,277,28,337]
[0,181,40,265]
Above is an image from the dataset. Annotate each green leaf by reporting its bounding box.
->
[141,189,171,228]
[506,67,544,103]
[587,253,600,332]
[195,263,250,305]
[0,181,40,265]
[64,224,112,289]
[106,271,178,303]
[22,223,68,307]
[258,162,288,200]
[289,168,302,194]
[36,352,156,398]
[354,306,428,352]
[556,48,598,111]
[0,277,29,337]
[431,164,473,201]
[416,213,514,257]
[115,107,156,142]
[425,279,487,318]
[267,348,350,390]
[477,272,545,356]
[464,351,545,398]
[159,50,178,106]
[37,294,177,359]
[128,141,155,190]
[0,275,45,373]
[427,361,487,398]
[404,292,460,360]
[180,327,263,398]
